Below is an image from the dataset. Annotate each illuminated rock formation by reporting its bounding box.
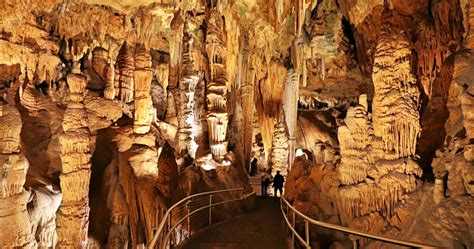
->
[205,9,229,158]
[115,42,135,103]
[337,28,423,227]
[270,117,289,176]
[283,70,299,170]
[0,102,34,248]
[177,31,199,159]
[0,0,472,247]
[56,73,92,247]
[133,45,154,134]
[372,29,421,159]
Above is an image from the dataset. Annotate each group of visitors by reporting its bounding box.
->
[250,158,286,197]
[260,169,285,198]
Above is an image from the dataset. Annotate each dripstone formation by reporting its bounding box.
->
[0,0,473,248]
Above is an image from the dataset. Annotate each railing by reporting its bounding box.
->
[148,188,245,249]
[280,197,442,249]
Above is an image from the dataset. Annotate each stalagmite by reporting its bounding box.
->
[56,73,92,247]
[270,116,289,176]
[133,45,154,134]
[0,102,35,248]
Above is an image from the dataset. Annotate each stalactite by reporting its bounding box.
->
[256,61,287,162]
[56,73,92,247]
[115,42,134,103]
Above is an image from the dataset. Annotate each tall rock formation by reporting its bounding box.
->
[133,45,154,135]
[205,9,229,159]
[56,72,92,247]
[337,27,423,234]
[0,102,35,248]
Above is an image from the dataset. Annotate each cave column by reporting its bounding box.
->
[283,69,299,170]
[177,31,199,162]
[56,73,92,247]
[205,9,230,158]
[134,45,154,134]
[0,102,34,248]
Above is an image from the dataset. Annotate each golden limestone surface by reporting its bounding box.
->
[0,0,472,248]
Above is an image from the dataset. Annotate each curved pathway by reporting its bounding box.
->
[181,198,289,249]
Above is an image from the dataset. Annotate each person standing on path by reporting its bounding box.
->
[260,169,272,197]
[273,171,284,197]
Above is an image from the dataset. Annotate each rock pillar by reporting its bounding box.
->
[0,102,34,248]
[56,73,92,247]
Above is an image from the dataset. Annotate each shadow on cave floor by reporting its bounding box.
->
[181,198,289,249]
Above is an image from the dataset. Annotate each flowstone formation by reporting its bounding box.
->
[0,0,473,248]
[337,28,423,228]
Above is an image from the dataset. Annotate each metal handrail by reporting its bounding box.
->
[148,188,245,249]
[280,196,442,249]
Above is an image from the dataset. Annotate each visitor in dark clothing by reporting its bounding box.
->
[261,169,272,197]
[273,171,284,197]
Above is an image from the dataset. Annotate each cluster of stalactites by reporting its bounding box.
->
[205,8,229,158]
[336,28,423,225]
[372,29,421,159]
[338,171,419,224]
[256,61,287,162]
[56,73,92,247]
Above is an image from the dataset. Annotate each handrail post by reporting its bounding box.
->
[186,200,191,238]
[291,209,295,246]
[209,194,213,226]
[305,219,309,247]
[352,238,358,249]
[167,210,172,249]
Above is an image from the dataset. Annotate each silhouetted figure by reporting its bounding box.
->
[261,169,272,197]
[273,171,284,197]
[250,158,258,175]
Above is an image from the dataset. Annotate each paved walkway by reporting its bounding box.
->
[181,198,289,249]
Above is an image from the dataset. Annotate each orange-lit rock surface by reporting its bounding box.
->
[0,0,472,248]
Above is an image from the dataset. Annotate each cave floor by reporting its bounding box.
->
[180,198,289,249]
